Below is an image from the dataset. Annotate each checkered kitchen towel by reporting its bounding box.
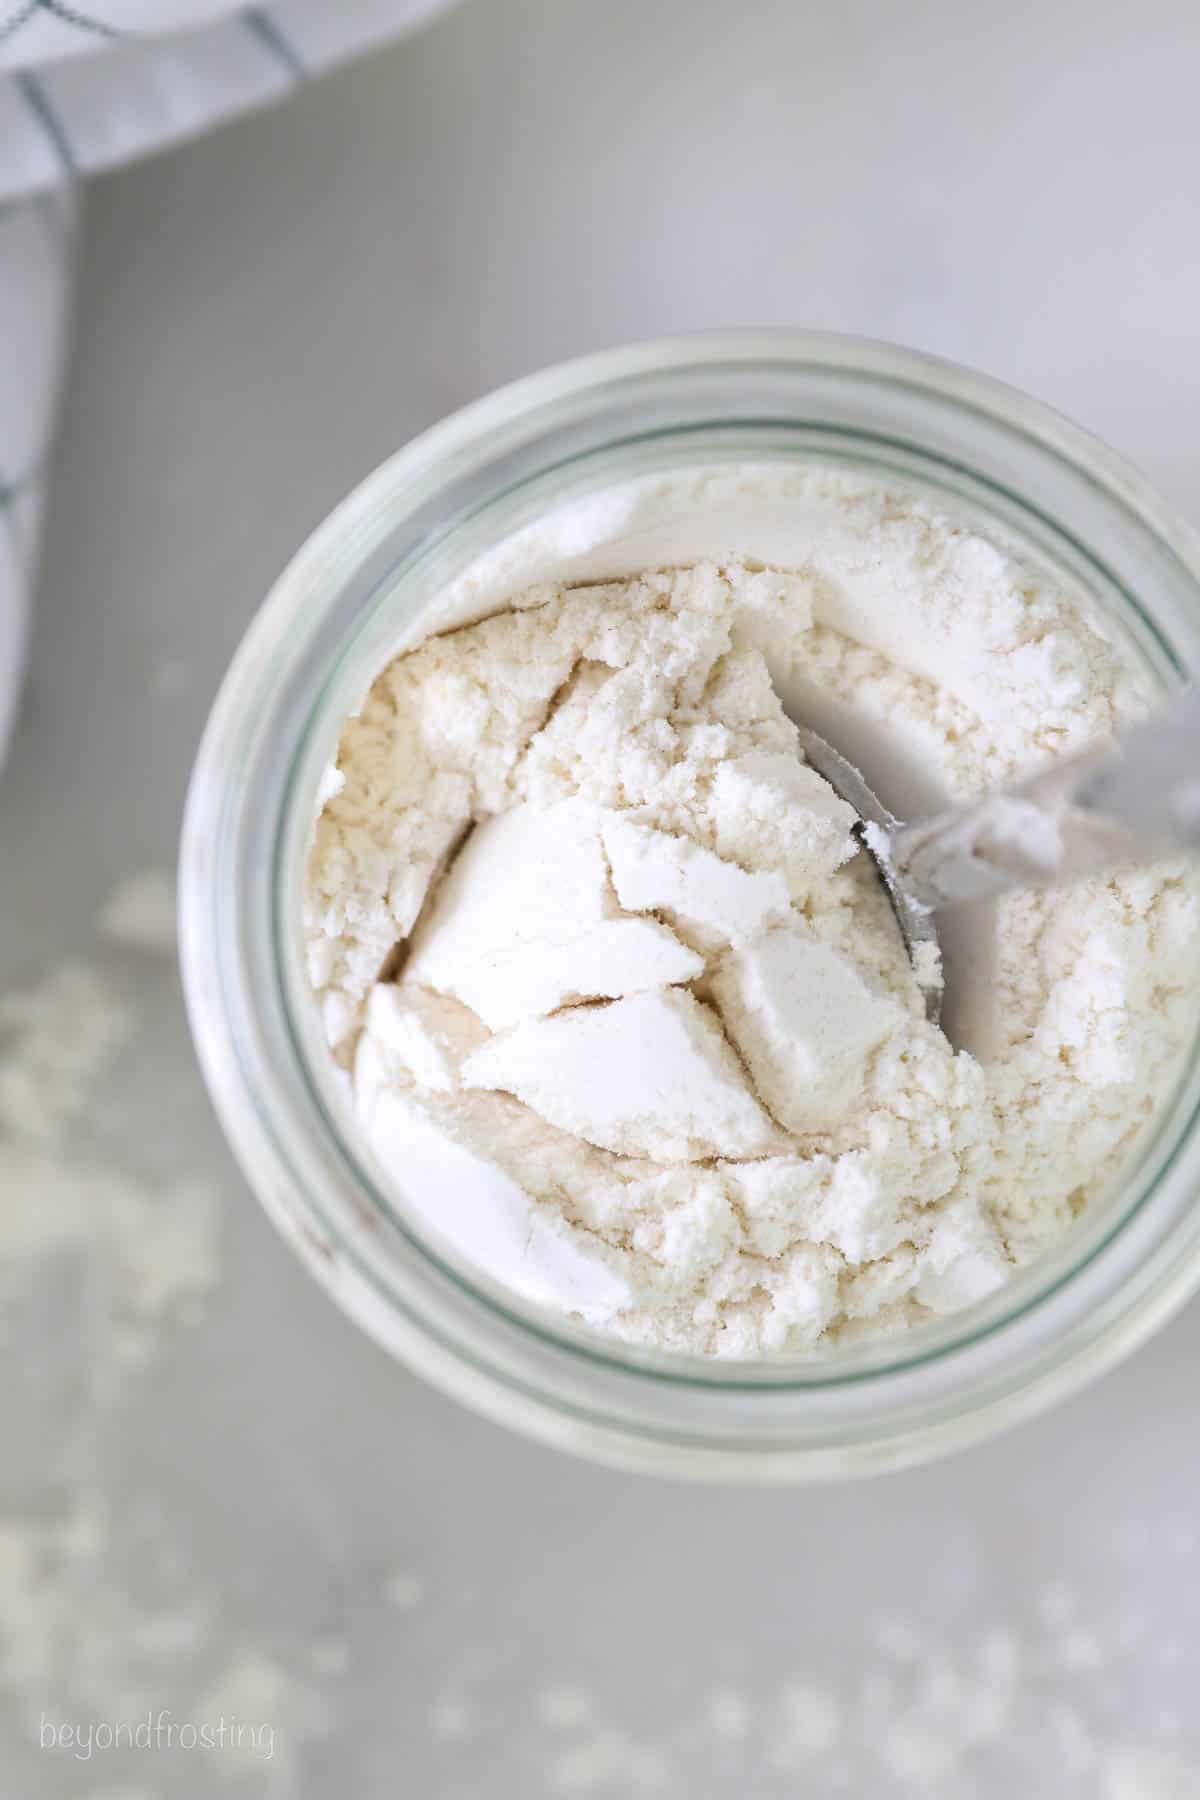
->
[0,0,457,767]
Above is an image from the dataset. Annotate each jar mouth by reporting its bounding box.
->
[182,332,1200,1472]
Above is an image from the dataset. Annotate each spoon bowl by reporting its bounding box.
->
[794,725,945,1023]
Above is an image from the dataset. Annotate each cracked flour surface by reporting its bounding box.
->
[304,470,1200,1356]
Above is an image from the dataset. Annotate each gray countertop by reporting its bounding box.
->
[4,1,1200,1793]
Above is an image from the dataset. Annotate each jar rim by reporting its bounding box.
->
[181,331,1200,1477]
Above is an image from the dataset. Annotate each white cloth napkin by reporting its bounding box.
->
[0,0,456,766]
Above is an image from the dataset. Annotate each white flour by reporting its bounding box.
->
[444,1561,1200,1799]
[99,869,178,955]
[0,960,219,1374]
[0,939,340,1791]
[305,466,1200,1355]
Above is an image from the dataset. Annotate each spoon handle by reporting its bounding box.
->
[890,687,1200,908]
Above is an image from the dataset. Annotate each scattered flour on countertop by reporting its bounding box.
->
[305,466,1200,1356]
[0,1469,331,1790]
[419,1577,1200,1798]
[0,962,219,1380]
[471,1551,1200,1798]
[0,962,134,1143]
[0,950,238,1768]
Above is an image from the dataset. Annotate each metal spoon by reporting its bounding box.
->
[793,686,1200,1026]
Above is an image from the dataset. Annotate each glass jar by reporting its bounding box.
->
[180,332,1200,1482]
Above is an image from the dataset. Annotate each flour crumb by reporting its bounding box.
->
[308,1636,350,1677]
[545,1728,670,1794]
[535,1683,594,1729]
[1056,1627,1105,1673]
[1038,1582,1078,1627]
[430,1693,473,1742]
[99,869,177,955]
[769,1679,842,1768]
[1103,1747,1199,1800]
[385,1570,425,1611]
[153,658,190,697]
[708,1686,753,1741]
[875,1619,923,1660]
